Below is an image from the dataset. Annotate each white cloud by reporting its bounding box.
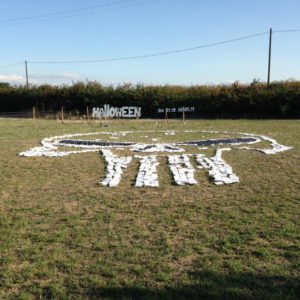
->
[0,72,85,85]
[30,72,84,84]
[227,80,236,84]
[31,72,81,80]
[0,74,24,82]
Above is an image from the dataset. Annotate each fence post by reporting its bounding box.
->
[165,108,168,123]
[86,106,89,122]
[32,106,36,125]
[183,110,185,124]
[61,107,64,124]
[42,102,45,117]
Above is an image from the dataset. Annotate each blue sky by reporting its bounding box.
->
[0,0,299,85]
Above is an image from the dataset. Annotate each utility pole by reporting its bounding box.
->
[267,28,272,87]
[25,60,29,88]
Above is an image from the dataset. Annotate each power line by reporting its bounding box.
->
[0,62,24,69]
[1,29,299,68]
[0,0,161,27]
[28,31,269,65]
[0,0,139,23]
[274,29,300,33]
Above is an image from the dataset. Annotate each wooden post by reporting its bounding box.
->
[165,108,168,123]
[61,107,64,124]
[183,110,185,124]
[32,106,36,125]
[86,106,89,122]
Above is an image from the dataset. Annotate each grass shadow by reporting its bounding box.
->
[83,270,300,300]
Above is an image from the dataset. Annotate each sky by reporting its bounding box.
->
[0,0,299,86]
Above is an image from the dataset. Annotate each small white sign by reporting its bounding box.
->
[157,107,195,113]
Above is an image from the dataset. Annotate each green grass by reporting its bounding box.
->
[0,118,299,299]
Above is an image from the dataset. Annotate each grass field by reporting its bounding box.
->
[0,118,299,300]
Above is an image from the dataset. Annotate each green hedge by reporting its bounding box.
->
[0,81,299,117]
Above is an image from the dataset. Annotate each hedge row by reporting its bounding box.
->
[0,81,299,118]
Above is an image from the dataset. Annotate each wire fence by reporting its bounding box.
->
[0,111,33,118]
[1,110,296,121]
[0,109,199,121]
[0,110,88,120]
